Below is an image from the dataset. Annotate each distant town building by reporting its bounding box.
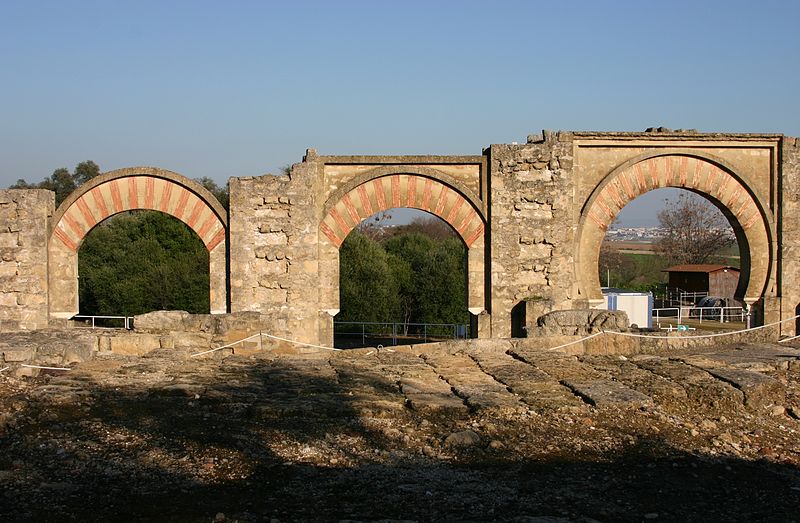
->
[662,264,740,299]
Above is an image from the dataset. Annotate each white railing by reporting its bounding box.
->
[71,315,134,330]
[652,306,747,327]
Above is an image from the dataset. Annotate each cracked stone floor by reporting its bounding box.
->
[2,340,800,522]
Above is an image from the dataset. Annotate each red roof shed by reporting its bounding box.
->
[662,264,740,298]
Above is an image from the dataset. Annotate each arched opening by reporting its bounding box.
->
[335,209,470,348]
[47,168,228,321]
[317,173,487,346]
[577,154,774,328]
[77,210,211,324]
[601,188,744,329]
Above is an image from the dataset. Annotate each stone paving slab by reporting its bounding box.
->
[679,343,800,372]
[466,349,584,411]
[631,356,744,412]
[700,367,784,410]
[334,349,470,415]
[560,379,653,407]
[579,356,688,406]
[420,351,524,412]
[510,350,604,383]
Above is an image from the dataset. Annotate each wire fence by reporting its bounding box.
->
[334,321,469,349]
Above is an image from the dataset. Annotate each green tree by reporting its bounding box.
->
[338,231,400,323]
[195,176,229,211]
[8,161,101,207]
[78,211,210,316]
[73,160,101,185]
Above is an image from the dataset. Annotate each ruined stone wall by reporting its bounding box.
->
[780,136,800,336]
[487,132,578,338]
[228,160,327,344]
[0,189,53,330]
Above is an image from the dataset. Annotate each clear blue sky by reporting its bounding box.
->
[1,0,798,224]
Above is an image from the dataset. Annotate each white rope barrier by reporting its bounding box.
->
[21,364,71,371]
[778,333,800,344]
[260,332,342,352]
[542,314,800,351]
[190,333,263,357]
[190,331,343,358]
[546,331,604,351]
[0,366,9,373]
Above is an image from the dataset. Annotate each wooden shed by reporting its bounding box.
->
[662,264,740,298]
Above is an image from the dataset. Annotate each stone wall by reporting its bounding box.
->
[0,190,52,330]
[486,131,578,338]
[780,136,800,336]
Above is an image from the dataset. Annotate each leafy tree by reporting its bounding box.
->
[73,160,101,185]
[338,227,469,329]
[9,179,33,189]
[338,231,400,323]
[8,161,101,207]
[389,216,458,241]
[195,176,229,211]
[655,192,736,265]
[598,240,636,287]
[78,211,210,316]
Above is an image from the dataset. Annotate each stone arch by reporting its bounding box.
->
[317,172,488,336]
[320,172,485,248]
[575,152,775,310]
[48,167,228,319]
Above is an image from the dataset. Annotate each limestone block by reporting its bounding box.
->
[260,260,288,275]
[516,270,549,286]
[262,208,290,219]
[0,293,17,307]
[515,170,553,182]
[0,232,19,248]
[109,334,162,356]
[2,348,34,362]
[170,331,213,349]
[62,344,95,365]
[133,310,191,333]
[520,242,553,260]
[513,202,553,220]
[537,309,629,335]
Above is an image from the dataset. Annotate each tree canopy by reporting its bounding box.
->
[338,226,468,327]
[78,211,211,316]
[10,161,101,207]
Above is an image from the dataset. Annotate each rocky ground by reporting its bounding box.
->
[1,339,800,522]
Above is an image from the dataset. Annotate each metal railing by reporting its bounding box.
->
[657,288,708,308]
[71,315,134,330]
[334,321,469,348]
[652,306,747,327]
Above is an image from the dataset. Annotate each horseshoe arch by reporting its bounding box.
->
[575,153,775,312]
